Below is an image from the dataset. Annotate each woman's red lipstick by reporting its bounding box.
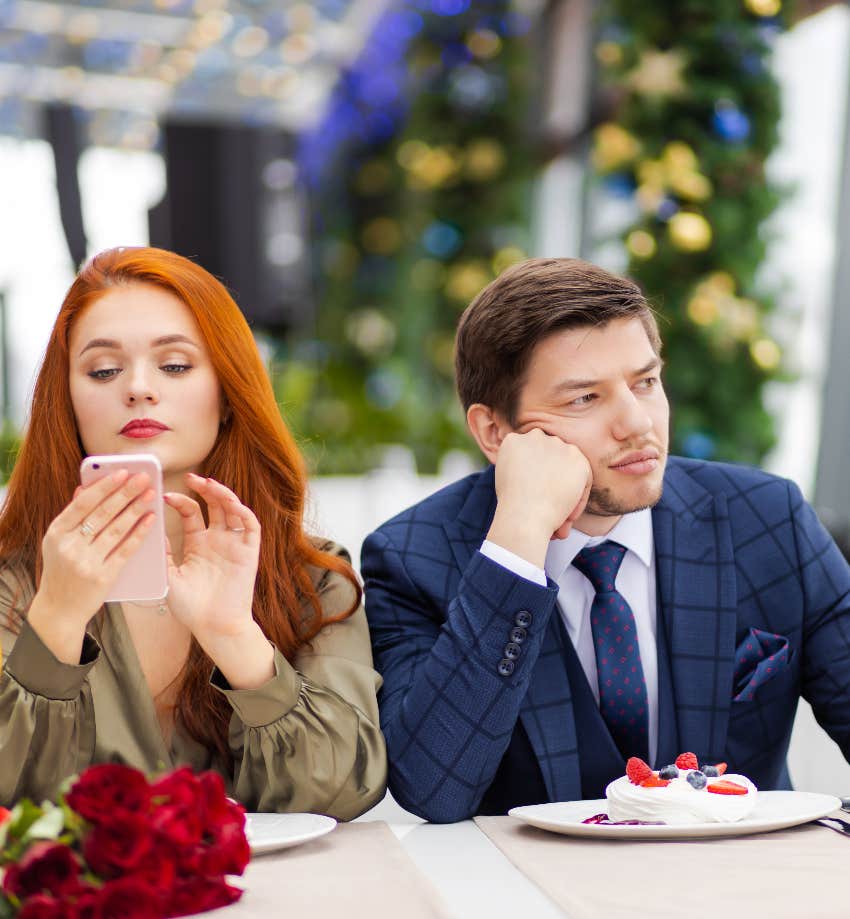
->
[120,419,169,439]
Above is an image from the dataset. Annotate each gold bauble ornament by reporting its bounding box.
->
[669,212,712,252]
[361,217,402,255]
[445,261,491,303]
[745,0,782,17]
[465,139,505,182]
[626,230,657,259]
[592,123,641,172]
[750,338,781,370]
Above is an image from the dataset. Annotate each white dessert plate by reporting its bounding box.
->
[245,813,337,854]
[509,790,842,839]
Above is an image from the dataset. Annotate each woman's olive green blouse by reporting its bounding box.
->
[0,543,386,819]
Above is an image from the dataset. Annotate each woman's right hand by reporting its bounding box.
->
[27,470,156,662]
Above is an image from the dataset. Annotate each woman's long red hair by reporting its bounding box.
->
[0,246,360,763]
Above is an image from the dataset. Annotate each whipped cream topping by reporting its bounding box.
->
[606,771,758,825]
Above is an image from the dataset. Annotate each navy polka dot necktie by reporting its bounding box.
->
[572,541,648,762]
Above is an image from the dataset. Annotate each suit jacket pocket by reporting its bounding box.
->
[732,628,791,702]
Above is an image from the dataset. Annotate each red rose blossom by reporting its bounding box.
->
[16,895,73,919]
[168,876,243,917]
[97,876,161,919]
[82,813,151,878]
[65,765,151,825]
[150,768,200,812]
[2,841,82,900]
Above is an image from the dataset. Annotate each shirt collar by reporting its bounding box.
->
[545,507,654,582]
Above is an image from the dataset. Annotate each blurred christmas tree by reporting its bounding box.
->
[590,0,794,464]
[284,0,539,473]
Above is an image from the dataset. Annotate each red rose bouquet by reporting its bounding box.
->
[0,764,250,918]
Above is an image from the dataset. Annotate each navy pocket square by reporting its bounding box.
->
[732,628,790,701]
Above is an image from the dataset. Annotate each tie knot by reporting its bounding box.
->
[572,541,627,593]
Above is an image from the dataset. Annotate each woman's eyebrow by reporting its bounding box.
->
[78,333,199,357]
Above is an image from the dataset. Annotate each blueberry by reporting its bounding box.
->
[701,764,719,777]
[659,764,679,779]
[687,771,707,790]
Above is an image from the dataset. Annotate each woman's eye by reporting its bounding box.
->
[161,363,192,374]
[87,368,120,380]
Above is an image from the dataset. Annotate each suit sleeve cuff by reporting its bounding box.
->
[210,646,302,727]
[4,618,100,700]
[480,539,547,586]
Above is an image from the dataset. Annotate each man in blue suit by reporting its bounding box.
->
[361,257,850,823]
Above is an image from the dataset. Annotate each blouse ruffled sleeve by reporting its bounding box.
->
[0,567,98,805]
[210,546,387,819]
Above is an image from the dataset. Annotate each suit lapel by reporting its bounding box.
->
[443,465,582,801]
[653,460,737,763]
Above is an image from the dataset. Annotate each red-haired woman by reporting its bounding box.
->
[0,247,386,817]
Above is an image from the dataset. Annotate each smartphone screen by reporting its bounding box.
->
[79,453,168,603]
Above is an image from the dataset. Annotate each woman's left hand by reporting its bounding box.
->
[164,473,260,641]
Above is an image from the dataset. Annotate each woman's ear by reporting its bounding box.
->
[466,403,511,464]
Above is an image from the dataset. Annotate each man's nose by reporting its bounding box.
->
[611,391,652,441]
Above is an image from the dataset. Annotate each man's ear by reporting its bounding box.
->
[467,403,511,464]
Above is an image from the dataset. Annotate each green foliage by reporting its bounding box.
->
[591,0,793,463]
[278,2,538,473]
[0,423,19,485]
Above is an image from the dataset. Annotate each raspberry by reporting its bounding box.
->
[626,757,654,785]
[675,752,699,771]
[715,762,728,776]
[706,779,748,795]
[640,773,672,788]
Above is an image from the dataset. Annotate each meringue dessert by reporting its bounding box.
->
[599,752,758,826]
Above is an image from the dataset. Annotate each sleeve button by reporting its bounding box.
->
[504,641,522,660]
[510,626,527,644]
[498,659,515,677]
[515,610,532,628]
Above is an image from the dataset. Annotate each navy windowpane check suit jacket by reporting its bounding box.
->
[361,456,850,823]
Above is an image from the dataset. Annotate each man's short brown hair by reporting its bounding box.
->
[455,257,661,424]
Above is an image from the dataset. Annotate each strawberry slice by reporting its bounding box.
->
[675,752,699,771]
[640,773,672,788]
[626,757,654,785]
[0,807,10,823]
[715,762,727,776]
[706,779,748,795]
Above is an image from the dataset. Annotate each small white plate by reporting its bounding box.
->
[245,813,337,854]
[509,790,842,839]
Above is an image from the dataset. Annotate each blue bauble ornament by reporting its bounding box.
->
[712,103,751,144]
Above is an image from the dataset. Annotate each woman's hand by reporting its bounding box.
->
[165,474,274,689]
[28,470,156,663]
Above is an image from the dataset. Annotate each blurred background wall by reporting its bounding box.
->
[0,0,849,795]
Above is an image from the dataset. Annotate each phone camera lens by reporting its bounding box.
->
[92,463,100,470]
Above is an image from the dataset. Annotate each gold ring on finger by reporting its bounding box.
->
[79,520,95,538]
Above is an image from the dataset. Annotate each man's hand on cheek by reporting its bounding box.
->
[487,428,592,568]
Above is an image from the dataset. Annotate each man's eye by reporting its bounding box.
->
[569,393,595,406]
[637,376,658,389]
[88,368,120,380]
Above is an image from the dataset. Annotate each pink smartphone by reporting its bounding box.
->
[79,453,169,603]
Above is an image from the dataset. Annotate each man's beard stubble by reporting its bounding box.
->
[584,442,667,517]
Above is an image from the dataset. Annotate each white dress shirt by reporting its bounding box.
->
[481,508,659,763]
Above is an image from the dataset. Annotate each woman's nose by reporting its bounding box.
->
[125,371,158,405]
